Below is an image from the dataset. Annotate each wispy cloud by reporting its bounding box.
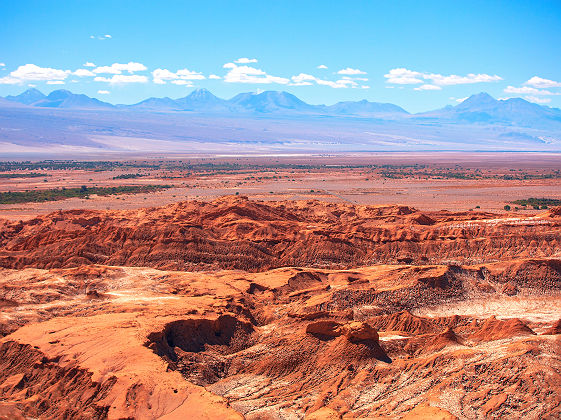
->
[290,73,360,88]
[414,84,441,91]
[429,73,501,85]
[94,74,148,84]
[83,62,96,67]
[234,58,258,64]
[338,67,366,75]
[0,76,18,84]
[525,96,551,104]
[152,68,205,84]
[208,74,221,79]
[317,64,328,69]
[385,68,502,88]
[290,73,316,86]
[93,62,147,74]
[90,34,112,40]
[0,63,5,67]
[524,76,561,89]
[504,85,559,96]
[73,69,96,77]
[171,80,194,86]
[223,62,289,84]
[97,90,110,94]
[47,80,65,85]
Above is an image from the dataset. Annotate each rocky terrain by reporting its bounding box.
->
[0,196,560,419]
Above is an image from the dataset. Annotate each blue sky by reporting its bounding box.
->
[1,0,560,112]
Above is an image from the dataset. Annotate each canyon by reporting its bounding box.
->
[0,196,560,418]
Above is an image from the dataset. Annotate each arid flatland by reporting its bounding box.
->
[1,153,561,220]
[0,167,560,418]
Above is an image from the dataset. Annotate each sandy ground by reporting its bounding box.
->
[1,152,561,220]
[412,295,561,326]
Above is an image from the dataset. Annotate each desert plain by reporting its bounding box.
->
[0,152,560,419]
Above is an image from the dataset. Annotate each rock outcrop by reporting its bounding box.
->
[0,196,559,271]
[0,197,560,419]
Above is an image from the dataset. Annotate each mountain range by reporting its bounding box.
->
[118,89,410,116]
[4,88,561,130]
[2,88,561,156]
[0,87,404,115]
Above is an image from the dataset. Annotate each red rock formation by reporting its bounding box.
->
[0,196,559,271]
[0,197,560,419]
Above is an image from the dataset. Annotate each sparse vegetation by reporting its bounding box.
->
[0,185,172,204]
[511,198,561,208]
[0,173,49,178]
[112,173,145,180]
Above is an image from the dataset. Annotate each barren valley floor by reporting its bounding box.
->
[0,153,560,419]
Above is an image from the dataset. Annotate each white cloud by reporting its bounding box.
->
[290,73,358,88]
[47,80,64,85]
[234,57,258,64]
[208,74,221,79]
[171,80,194,86]
[152,68,177,84]
[223,63,289,85]
[291,73,316,86]
[90,34,112,40]
[384,68,423,84]
[83,62,95,67]
[524,76,561,89]
[152,68,205,84]
[455,97,468,103]
[361,85,370,89]
[0,64,72,84]
[317,78,358,88]
[97,90,110,94]
[0,76,20,84]
[317,64,328,69]
[427,73,502,85]
[385,67,502,87]
[176,69,205,80]
[8,64,70,83]
[94,74,148,83]
[0,63,5,67]
[414,84,441,91]
[338,67,366,75]
[93,62,147,74]
[504,85,558,96]
[525,96,551,104]
[73,68,96,77]
[342,76,368,81]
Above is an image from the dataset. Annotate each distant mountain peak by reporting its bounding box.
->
[470,92,494,100]
[46,89,73,99]
[5,87,46,105]
[187,88,218,99]
[23,87,44,95]
[27,89,114,109]
[458,92,497,108]
[327,98,409,115]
